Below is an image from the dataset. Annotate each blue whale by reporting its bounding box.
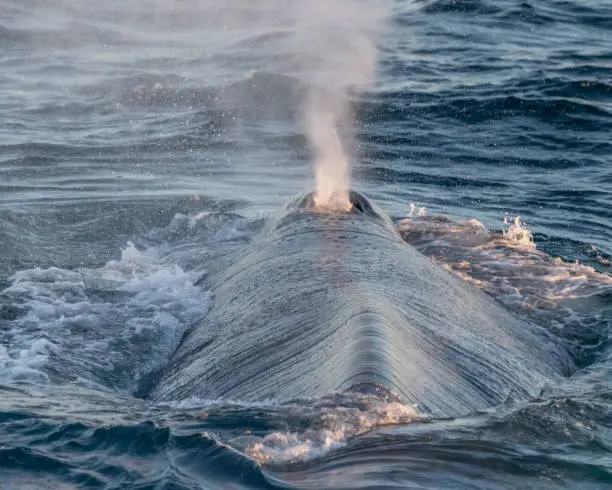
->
[151,191,572,417]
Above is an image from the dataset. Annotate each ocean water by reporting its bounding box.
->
[1,0,612,488]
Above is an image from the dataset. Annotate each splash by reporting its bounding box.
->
[158,394,422,465]
[247,399,421,464]
[397,211,612,368]
[405,202,428,218]
[502,216,534,247]
[0,242,209,392]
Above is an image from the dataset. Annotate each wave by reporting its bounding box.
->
[415,0,612,31]
[362,166,508,188]
[397,213,612,367]
[2,380,612,488]
[0,201,610,489]
[419,0,501,15]
[431,95,610,127]
[0,243,209,394]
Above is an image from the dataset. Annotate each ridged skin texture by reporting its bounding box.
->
[152,192,572,417]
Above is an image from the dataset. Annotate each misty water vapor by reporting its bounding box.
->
[210,0,389,210]
[69,0,389,208]
[291,1,388,210]
[291,0,389,210]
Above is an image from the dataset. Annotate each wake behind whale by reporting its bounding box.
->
[151,190,573,417]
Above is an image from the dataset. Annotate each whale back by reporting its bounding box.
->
[151,192,572,417]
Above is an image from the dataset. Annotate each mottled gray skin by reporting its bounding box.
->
[151,191,572,417]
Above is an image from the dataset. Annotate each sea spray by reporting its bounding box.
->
[292,0,389,211]
[188,1,388,211]
[117,0,389,209]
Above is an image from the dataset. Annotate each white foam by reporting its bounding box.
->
[0,338,51,383]
[397,213,612,347]
[157,394,422,465]
[1,242,210,392]
[590,245,611,266]
[246,398,422,465]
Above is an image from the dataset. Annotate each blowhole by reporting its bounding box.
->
[281,189,396,233]
[351,197,365,214]
[294,190,379,218]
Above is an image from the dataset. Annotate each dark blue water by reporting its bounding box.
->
[1,0,611,488]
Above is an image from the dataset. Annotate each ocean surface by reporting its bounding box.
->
[1,0,612,488]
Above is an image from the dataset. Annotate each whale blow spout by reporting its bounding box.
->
[151,190,571,417]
